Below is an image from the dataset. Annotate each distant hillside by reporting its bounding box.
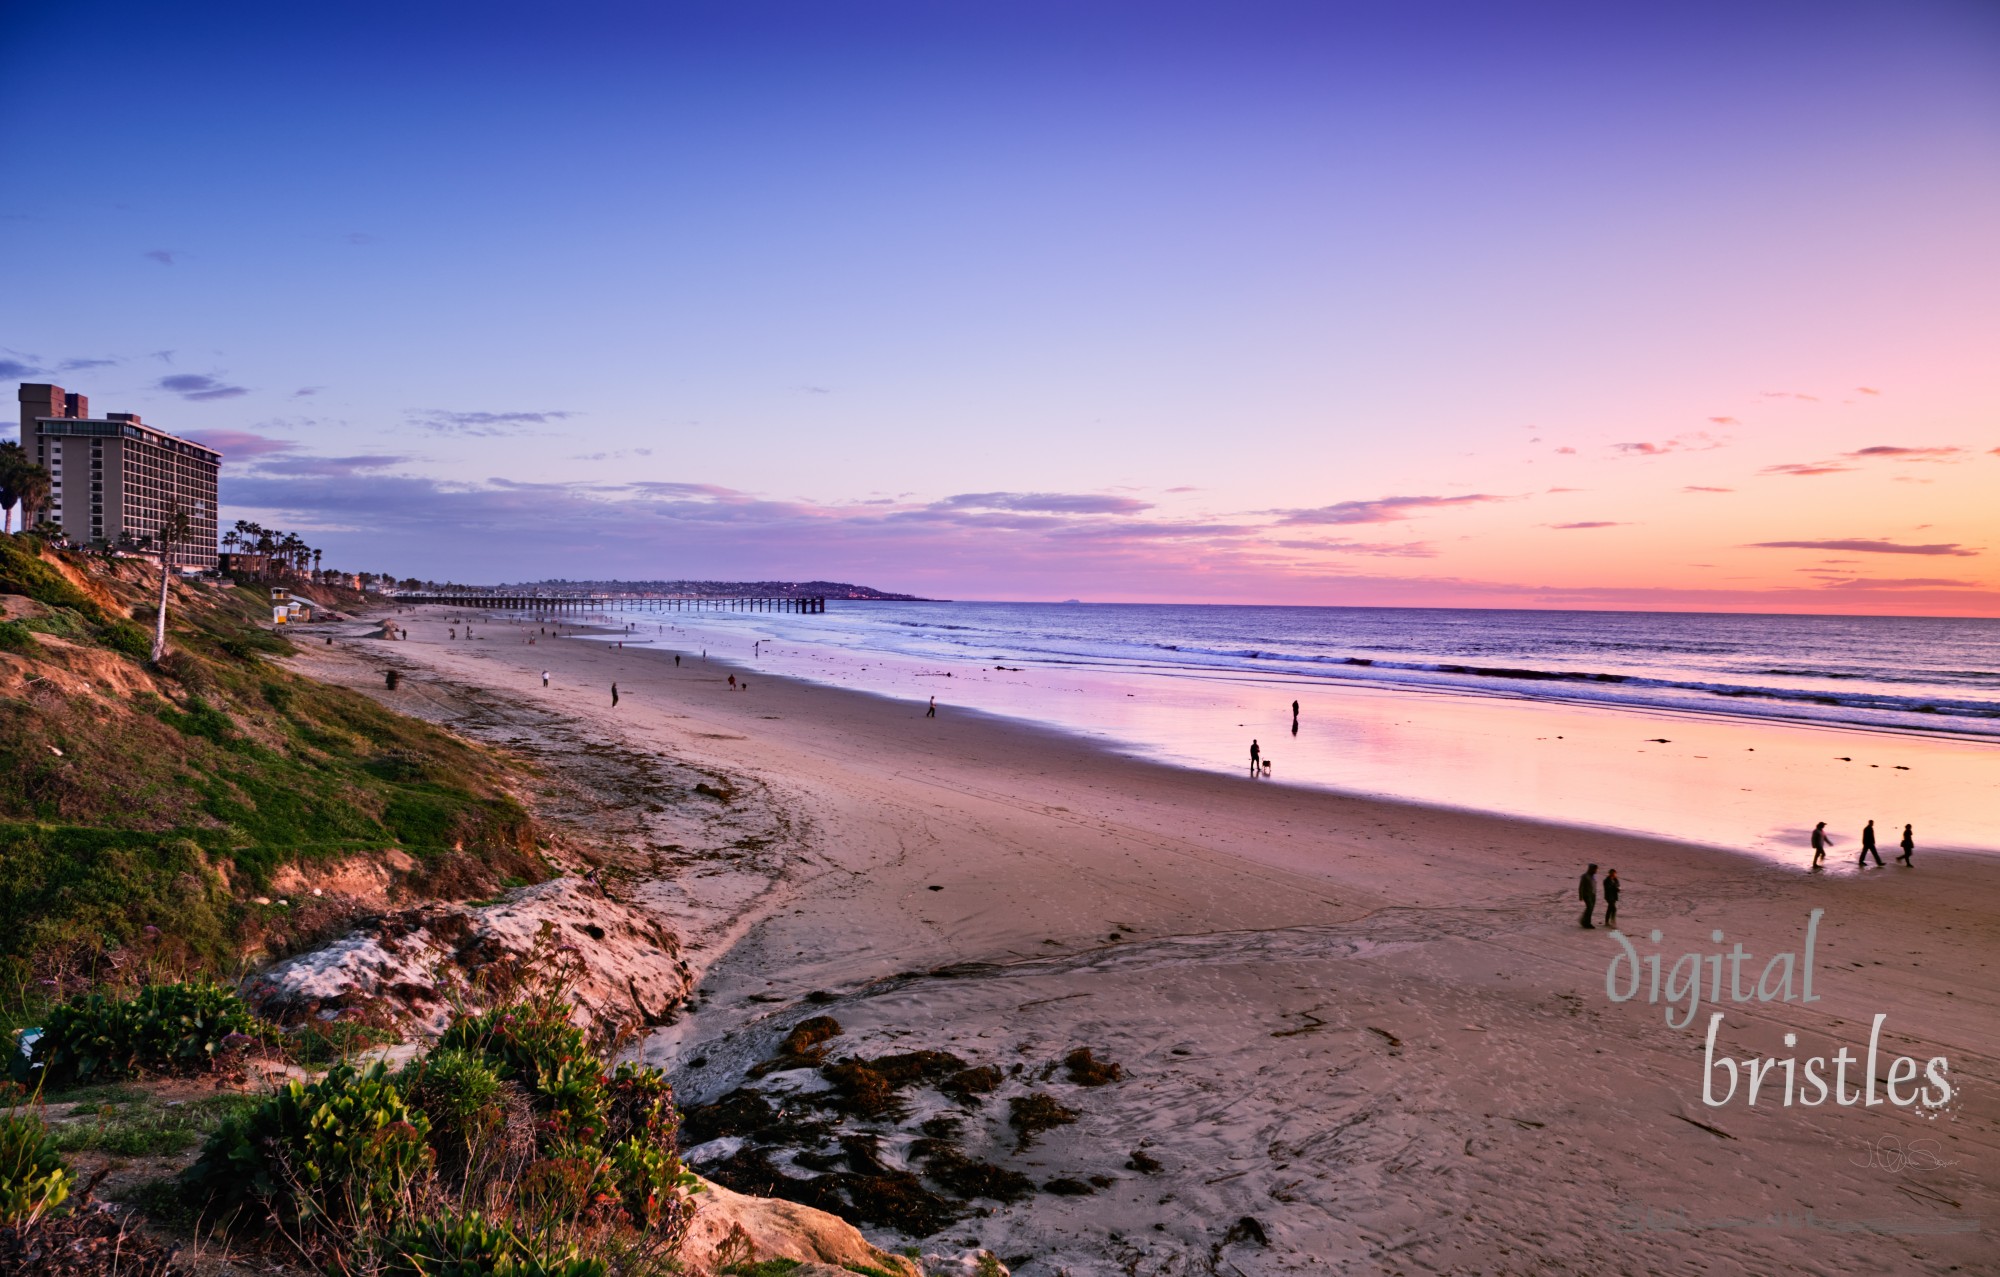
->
[496,578,934,600]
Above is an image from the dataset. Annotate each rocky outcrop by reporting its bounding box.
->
[241,876,693,1037]
[679,1176,922,1276]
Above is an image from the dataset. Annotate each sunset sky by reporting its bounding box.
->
[4,0,1997,611]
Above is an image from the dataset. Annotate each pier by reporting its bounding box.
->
[389,593,828,614]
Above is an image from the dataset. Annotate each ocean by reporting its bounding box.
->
[733,603,2000,739]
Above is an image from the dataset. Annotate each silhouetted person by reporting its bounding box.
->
[1810,821,1828,868]
[1291,699,1299,722]
[541,670,549,688]
[1898,823,1914,866]
[611,682,619,707]
[1578,864,1598,929]
[1249,739,1261,775]
[1858,819,1881,867]
[674,654,680,667]
[1603,869,1620,929]
[926,695,937,718]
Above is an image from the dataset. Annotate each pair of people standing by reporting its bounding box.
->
[1578,864,1619,929]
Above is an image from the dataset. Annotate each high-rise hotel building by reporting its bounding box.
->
[16,383,221,570]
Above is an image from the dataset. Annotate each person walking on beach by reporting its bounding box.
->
[1249,739,1261,775]
[611,682,619,707]
[926,695,937,718]
[1603,869,1620,930]
[1858,819,1882,867]
[1811,821,1829,868]
[1578,864,1598,929]
[728,674,736,690]
[674,654,680,667]
[1898,823,1915,866]
[541,670,549,688]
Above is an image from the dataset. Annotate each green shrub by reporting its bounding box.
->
[31,982,260,1086]
[0,540,102,622]
[0,622,38,657]
[435,996,591,1093]
[376,1209,606,1277]
[0,1109,73,1224]
[403,1047,507,1160]
[18,610,92,642]
[100,620,154,661]
[185,1060,433,1232]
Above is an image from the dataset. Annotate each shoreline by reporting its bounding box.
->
[544,606,2000,863]
[320,605,1997,1273]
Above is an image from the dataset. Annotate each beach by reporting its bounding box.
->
[297,608,1998,1274]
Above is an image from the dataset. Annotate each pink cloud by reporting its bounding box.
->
[1747,538,1979,557]
[1843,445,1965,462]
[1548,521,1627,529]
[180,429,298,461]
[1683,485,1733,493]
[1707,416,1739,425]
[1761,461,1853,477]
[1274,493,1508,525]
[1611,431,1725,457]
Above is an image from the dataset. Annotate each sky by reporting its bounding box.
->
[3,0,1998,612]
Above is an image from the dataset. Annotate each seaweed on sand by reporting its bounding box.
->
[1007,1093,1078,1151]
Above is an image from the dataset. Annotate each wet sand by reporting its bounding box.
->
[331,609,1998,1274]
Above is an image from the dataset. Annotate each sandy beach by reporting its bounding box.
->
[293,608,1998,1275]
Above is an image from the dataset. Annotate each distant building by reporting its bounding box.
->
[16,382,220,570]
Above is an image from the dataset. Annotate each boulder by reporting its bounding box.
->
[241,876,693,1036]
[679,1176,921,1277]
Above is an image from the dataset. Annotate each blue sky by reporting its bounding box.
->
[5,1,1998,608]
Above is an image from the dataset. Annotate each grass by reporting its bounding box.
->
[0,533,546,981]
[50,1092,261,1157]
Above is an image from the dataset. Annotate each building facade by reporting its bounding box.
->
[16,383,221,570]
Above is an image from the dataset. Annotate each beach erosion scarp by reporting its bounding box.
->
[295,603,2000,1275]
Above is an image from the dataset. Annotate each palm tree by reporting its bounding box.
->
[312,548,322,579]
[152,501,194,663]
[11,461,52,534]
[0,441,29,534]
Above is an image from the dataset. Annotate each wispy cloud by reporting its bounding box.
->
[1761,461,1853,477]
[1842,445,1964,462]
[1707,416,1739,425]
[180,429,297,460]
[1760,391,1820,402]
[1274,493,1506,526]
[1683,485,1733,493]
[255,453,411,479]
[143,249,178,266]
[1271,539,1438,557]
[58,356,118,371]
[1817,576,1979,590]
[0,354,40,379]
[158,373,249,401]
[937,491,1154,515]
[293,386,324,398]
[1747,539,1979,557]
[1611,431,1725,457]
[1548,521,1626,529]
[415,408,578,435]
[1856,387,1881,396]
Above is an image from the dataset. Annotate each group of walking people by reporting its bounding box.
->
[1811,819,1915,868]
